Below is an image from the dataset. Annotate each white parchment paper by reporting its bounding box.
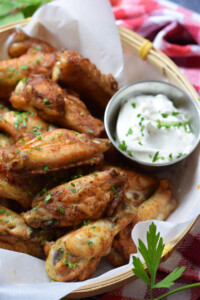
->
[0,0,199,299]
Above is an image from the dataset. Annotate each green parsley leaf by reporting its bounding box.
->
[119,140,127,151]
[152,151,159,162]
[153,267,185,289]
[87,240,93,246]
[44,194,51,203]
[131,103,136,108]
[111,184,118,196]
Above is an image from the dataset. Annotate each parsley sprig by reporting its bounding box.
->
[132,222,200,299]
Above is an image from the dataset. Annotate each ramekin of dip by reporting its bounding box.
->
[104,81,200,168]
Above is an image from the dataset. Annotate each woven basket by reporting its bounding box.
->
[0,19,199,298]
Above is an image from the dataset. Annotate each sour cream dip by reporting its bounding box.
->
[116,94,195,164]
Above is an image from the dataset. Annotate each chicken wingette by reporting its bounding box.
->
[22,169,127,228]
[0,52,55,100]
[10,74,104,137]
[0,105,54,142]
[8,30,55,58]
[107,178,177,267]
[0,205,44,257]
[2,129,110,177]
[52,50,118,110]
[44,195,137,282]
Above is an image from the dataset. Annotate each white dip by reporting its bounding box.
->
[116,94,195,163]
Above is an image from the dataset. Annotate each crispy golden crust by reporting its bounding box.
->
[10,74,105,137]
[52,50,118,110]
[0,235,44,258]
[1,129,110,176]
[22,169,127,228]
[0,105,53,142]
[8,30,55,58]
[0,53,55,100]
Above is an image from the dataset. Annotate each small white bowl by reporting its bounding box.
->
[104,80,200,169]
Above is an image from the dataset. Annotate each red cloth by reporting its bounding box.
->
[99,1,200,299]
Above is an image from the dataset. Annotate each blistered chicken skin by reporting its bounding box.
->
[2,129,110,176]
[52,50,118,110]
[0,105,54,142]
[0,52,55,100]
[10,74,104,137]
[22,169,127,228]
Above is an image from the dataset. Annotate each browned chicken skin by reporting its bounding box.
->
[107,178,177,267]
[1,129,110,177]
[0,52,55,100]
[0,133,14,147]
[8,30,55,58]
[22,169,127,228]
[10,74,104,137]
[52,50,118,110]
[44,195,137,282]
[0,105,54,142]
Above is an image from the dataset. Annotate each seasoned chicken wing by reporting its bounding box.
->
[0,133,14,147]
[44,196,137,282]
[0,105,54,142]
[0,52,55,100]
[0,205,44,257]
[2,129,110,177]
[52,50,118,110]
[10,74,104,137]
[107,178,177,267]
[8,30,55,58]
[0,176,32,209]
[22,169,127,228]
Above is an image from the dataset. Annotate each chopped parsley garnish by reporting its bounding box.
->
[87,240,93,246]
[91,226,96,230]
[111,184,118,196]
[35,146,42,151]
[131,103,136,108]
[71,188,76,193]
[119,140,127,151]
[152,151,159,162]
[31,125,43,136]
[126,128,133,136]
[83,220,91,226]
[20,64,29,70]
[43,165,50,171]
[59,208,65,214]
[15,149,21,153]
[73,204,77,210]
[64,261,78,268]
[14,112,29,130]
[169,153,173,161]
[33,206,38,211]
[44,194,51,203]
[87,129,94,134]
[44,98,50,107]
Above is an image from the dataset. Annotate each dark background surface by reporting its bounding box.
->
[172,0,200,13]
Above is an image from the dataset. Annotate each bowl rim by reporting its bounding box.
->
[104,79,200,168]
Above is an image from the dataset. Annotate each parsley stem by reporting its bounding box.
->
[155,282,200,300]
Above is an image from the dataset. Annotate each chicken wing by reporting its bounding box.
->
[8,30,55,58]
[0,205,45,257]
[0,133,14,147]
[2,129,110,177]
[0,105,54,142]
[52,50,118,111]
[10,74,104,137]
[0,176,32,209]
[22,169,127,228]
[0,52,55,100]
[44,195,137,282]
[107,178,177,267]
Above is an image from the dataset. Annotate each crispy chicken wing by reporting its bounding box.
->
[0,176,32,208]
[0,105,54,142]
[8,30,55,58]
[2,129,110,177]
[0,53,55,100]
[22,169,127,228]
[52,50,118,110]
[0,205,44,257]
[0,133,14,147]
[107,178,177,267]
[44,196,137,282]
[10,74,104,137]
